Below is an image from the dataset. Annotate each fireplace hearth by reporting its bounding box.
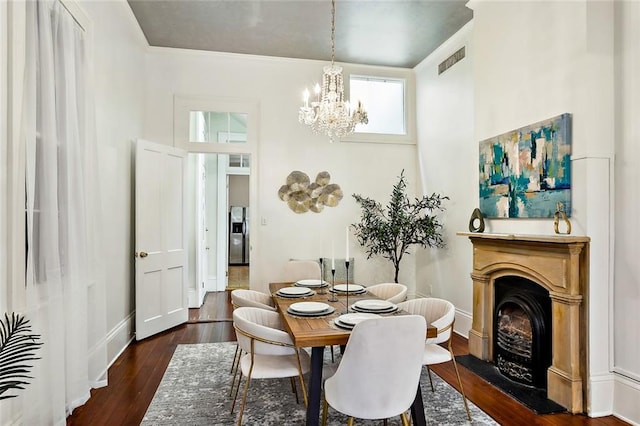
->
[459,232,589,414]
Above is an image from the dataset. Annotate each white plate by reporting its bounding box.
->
[295,279,328,287]
[336,312,380,327]
[277,286,313,296]
[354,299,396,311]
[333,284,365,292]
[289,301,331,314]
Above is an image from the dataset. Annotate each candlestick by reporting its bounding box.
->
[331,241,335,269]
[346,226,349,260]
[343,260,350,314]
[328,268,338,302]
[318,257,326,294]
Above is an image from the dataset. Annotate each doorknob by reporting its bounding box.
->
[136,251,149,258]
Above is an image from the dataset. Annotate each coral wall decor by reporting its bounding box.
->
[278,171,343,213]
[479,113,572,218]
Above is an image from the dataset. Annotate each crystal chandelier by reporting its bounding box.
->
[298,0,368,142]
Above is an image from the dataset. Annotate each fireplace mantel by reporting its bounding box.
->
[458,232,590,413]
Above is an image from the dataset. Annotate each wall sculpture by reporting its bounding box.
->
[278,171,343,213]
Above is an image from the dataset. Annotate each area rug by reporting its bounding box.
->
[142,342,498,425]
[456,355,566,415]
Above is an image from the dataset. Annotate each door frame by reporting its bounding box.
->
[174,95,259,291]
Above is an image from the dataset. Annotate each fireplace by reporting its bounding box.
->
[494,276,551,388]
[460,233,589,414]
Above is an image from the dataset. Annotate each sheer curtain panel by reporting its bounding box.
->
[13,0,108,423]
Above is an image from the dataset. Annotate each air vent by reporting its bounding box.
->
[438,46,465,75]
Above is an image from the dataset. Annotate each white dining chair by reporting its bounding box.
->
[321,315,427,426]
[230,289,277,311]
[283,259,321,282]
[365,283,408,304]
[229,289,277,395]
[232,307,311,425]
[397,297,472,420]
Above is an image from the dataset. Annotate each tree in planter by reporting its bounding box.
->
[0,313,42,400]
[352,170,448,283]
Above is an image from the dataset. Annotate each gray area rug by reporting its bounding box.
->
[142,342,498,425]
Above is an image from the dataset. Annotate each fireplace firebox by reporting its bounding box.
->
[494,276,551,388]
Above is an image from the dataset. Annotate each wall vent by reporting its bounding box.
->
[438,46,466,75]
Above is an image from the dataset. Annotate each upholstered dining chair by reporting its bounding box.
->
[365,283,408,304]
[283,259,321,282]
[321,315,427,426]
[229,289,277,394]
[232,307,311,425]
[396,297,472,420]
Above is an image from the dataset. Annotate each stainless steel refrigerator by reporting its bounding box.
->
[229,206,249,265]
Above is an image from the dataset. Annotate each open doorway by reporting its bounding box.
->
[186,151,251,308]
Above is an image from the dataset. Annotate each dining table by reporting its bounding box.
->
[269,281,437,426]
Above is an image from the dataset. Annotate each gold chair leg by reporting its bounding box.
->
[230,349,243,396]
[400,412,410,426]
[236,371,252,426]
[231,344,241,373]
[450,349,471,421]
[295,350,309,407]
[347,417,355,426]
[383,419,388,426]
[230,368,243,413]
[321,397,329,426]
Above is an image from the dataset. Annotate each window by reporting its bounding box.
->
[350,75,406,136]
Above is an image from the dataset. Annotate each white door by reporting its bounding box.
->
[135,139,188,340]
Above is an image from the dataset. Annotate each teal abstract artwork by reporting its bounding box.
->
[479,113,572,218]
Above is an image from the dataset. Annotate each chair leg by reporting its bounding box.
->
[426,365,435,392]
[230,344,241,373]
[321,397,329,426]
[383,419,388,426]
[290,377,300,404]
[230,368,243,413]
[450,351,472,421]
[230,348,243,396]
[236,370,253,426]
[400,412,410,426]
[347,417,355,426]
[295,351,309,407]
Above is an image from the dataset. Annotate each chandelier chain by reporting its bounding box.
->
[330,0,336,65]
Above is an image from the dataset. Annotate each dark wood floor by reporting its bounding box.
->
[67,291,628,426]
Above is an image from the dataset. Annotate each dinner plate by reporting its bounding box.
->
[295,279,328,288]
[336,312,381,327]
[277,286,314,296]
[350,304,398,314]
[354,299,396,311]
[287,306,335,317]
[333,284,365,293]
[288,301,331,314]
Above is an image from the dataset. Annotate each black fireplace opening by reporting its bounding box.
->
[494,276,552,389]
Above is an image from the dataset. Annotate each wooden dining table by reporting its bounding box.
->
[269,282,436,426]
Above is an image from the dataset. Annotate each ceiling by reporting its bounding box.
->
[127,1,473,69]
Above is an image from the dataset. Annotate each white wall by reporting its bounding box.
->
[415,1,639,422]
[143,49,421,295]
[613,1,640,423]
[79,0,147,362]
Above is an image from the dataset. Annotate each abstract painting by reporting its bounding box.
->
[479,113,571,218]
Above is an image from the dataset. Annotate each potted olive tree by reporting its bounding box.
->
[352,170,448,283]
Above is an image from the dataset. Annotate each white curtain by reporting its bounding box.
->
[18,0,107,423]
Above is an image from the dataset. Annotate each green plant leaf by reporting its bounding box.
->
[0,313,43,400]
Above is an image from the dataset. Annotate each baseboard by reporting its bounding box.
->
[612,373,640,425]
[588,372,615,417]
[106,311,135,369]
[454,307,472,337]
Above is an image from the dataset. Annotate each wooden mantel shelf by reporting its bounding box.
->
[457,231,590,244]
